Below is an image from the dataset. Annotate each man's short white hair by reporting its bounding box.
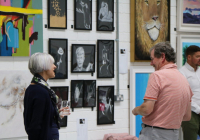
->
[76,47,85,56]
[28,52,55,75]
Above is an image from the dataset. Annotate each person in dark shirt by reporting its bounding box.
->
[23,53,70,140]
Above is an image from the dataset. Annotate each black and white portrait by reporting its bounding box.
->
[71,44,95,73]
[75,0,92,30]
[49,38,68,79]
[97,40,114,78]
[71,80,83,108]
[97,86,114,125]
[97,0,114,31]
[83,80,96,107]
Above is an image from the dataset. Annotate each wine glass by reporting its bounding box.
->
[61,100,70,116]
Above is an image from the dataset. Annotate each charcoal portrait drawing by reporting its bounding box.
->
[83,80,96,107]
[71,80,83,108]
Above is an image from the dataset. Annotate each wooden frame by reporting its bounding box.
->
[71,44,95,73]
[71,80,84,108]
[130,66,154,137]
[51,86,69,127]
[97,0,114,31]
[97,86,115,125]
[130,0,170,62]
[48,0,67,29]
[83,80,96,107]
[49,38,68,79]
[97,40,114,78]
[74,0,92,30]
[177,0,200,32]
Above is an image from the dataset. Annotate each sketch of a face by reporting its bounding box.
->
[57,47,64,70]
[86,82,95,103]
[76,47,85,69]
[74,85,81,103]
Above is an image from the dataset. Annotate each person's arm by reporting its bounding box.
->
[132,99,155,116]
[183,102,191,121]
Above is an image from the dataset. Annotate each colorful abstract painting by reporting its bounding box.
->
[135,73,151,137]
[182,42,200,65]
[183,0,200,24]
[0,0,43,56]
[0,71,32,139]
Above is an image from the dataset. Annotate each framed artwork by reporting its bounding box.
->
[71,80,84,108]
[71,44,95,73]
[177,35,200,68]
[97,40,114,78]
[49,38,68,79]
[83,80,96,107]
[51,86,69,127]
[48,0,67,29]
[177,0,200,32]
[97,0,114,31]
[97,86,115,125]
[130,66,154,137]
[74,0,92,30]
[0,71,32,139]
[0,0,43,56]
[130,0,170,62]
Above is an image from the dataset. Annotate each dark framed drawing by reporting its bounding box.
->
[83,80,96,107]
[97,0,114,31]
[97,40,114,78]
[71,80,84,108]
[71,44,95,73]
[51,86,69,127]
[97,86,115,125]
[48,0,67,29]
[49,38,68,79]
[74,0,92,30]
[130,0,170,62]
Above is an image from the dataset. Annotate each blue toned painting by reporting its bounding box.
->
[182,42,200,65]
[135,73,151,137]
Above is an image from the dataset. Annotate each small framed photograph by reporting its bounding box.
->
[83,80,96,107]
[51,86,69,127]
[71,44,95,73]
[74,0,92,30]
[97,0,114,31]
[48,0,67,29]
[71,80,84,108]
[97,86,115,125]
[97,40,114,78]
[49,38,68,79]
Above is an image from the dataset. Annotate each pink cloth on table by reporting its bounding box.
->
[103,133,138,140]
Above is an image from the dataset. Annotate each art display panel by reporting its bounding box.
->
[0,0,43,56]
[130,0,170,61]
[49,38,68,79]
[0,71,32,139]
[83,80,96,107]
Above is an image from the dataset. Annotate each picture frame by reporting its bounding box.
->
[51,86,69,127]
[48,0,67,29]
[97,0,114,31]
[177,35,200,69]
[74,0,92,30]
[129,66,154,137]
[177,0,200,32]
[71,80,84,108]
[97,86,115,125]
[83,80,96,107]
[97,40,114,78]
[130,0,170,62]
[71,44,95,73]
[49,38,68,79]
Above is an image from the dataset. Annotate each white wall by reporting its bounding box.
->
[0,0,177,140]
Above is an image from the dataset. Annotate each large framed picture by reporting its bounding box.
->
[97,40,114,78]
[83,80,96,107]
[130,0,170,62]
[177,0,200,32]
[74,0,92,30]
[97,0,114,31]
[71,80,84,108]
[71,44,95,73]
[130,66,154,137]
[51,86,69,127]
[97,86,115,125]
[49,38,68,79]
[177,35,200,69]
[48,0,67,29]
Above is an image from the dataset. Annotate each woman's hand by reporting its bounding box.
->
[59,107,71,119]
